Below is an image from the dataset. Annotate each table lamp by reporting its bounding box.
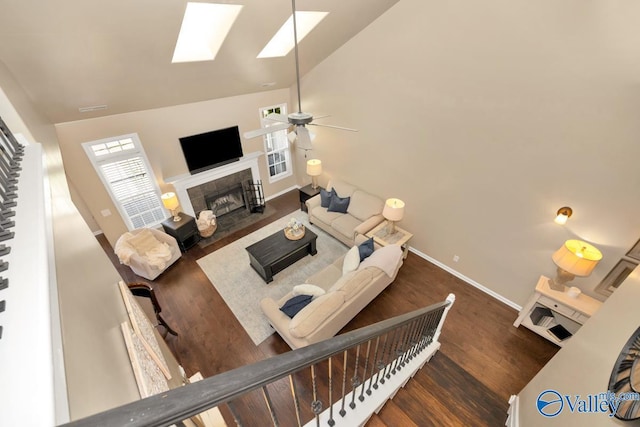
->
[549,239,602,291]
[306,159,322,190]
[161,192,181,222]
[383,198,405,234]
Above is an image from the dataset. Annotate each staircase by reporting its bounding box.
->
[62,294,455,427]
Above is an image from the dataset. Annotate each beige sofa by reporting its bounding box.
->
[260,244,404,349]
[306,179,385,247]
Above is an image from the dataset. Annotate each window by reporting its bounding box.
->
[82,133,166,230]
[260,104,292,183]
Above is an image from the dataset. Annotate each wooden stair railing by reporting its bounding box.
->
[62,294,455,427]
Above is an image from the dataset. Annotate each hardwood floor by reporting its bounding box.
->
[97,189,559,426]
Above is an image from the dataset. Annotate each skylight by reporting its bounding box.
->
[257,11,329,58]
[172,3,243,63]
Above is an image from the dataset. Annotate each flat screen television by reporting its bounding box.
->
[179,125,244,175]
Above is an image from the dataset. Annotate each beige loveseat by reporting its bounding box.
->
[260,244,403,349]
[306,179,385,247]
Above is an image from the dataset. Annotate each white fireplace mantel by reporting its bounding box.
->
[165,151,262,217]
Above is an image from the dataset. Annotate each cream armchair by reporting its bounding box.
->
[114,228,181,280]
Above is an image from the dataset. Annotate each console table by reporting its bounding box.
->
[513,275,602,347]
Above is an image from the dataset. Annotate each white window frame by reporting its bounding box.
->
[259,103,292,183]
[82,133,166,231]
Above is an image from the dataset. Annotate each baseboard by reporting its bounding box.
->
[265,185,299,201]
[408,247,522,311]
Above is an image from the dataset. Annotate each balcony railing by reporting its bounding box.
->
[0,117,64,425]
[63,294,455,427]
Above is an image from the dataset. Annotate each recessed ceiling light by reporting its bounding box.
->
[261,82,277,87]
[172,3,243,63]
[257,11,329,58]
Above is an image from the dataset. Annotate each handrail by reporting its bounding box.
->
[62,297,453,427]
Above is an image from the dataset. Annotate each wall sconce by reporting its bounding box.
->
[554,206,573,225]
[161,192,181,222]
[306,159,322,190]
[383,198,405,234]
[549,239,602,291]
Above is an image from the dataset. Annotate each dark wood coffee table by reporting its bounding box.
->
[245,228,318,283]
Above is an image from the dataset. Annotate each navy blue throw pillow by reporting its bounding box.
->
[358,237,375,261]
[320,188,332,208]
[327,189,350,213]
[280,294,313,318]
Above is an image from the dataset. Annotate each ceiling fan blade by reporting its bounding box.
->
[243,122,290,139]
[264,113,289,124]
[295,126,313,150]
[308,122,358,132]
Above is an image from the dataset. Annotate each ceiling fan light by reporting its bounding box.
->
[287,131,297,143]
[296,126,313,150]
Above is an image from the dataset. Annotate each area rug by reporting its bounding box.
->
[196,210,348,345]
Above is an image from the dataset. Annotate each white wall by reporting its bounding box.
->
[295,0,640,306]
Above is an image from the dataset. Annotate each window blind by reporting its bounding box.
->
[100,156,164,228]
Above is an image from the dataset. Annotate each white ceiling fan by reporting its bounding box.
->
[243,0,357,150]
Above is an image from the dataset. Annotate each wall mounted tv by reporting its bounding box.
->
[179,125,244,175]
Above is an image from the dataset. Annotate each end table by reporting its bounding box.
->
[366,221,413,259]
[299,184,322,213]
[161,212,200,252]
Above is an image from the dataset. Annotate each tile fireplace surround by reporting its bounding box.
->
[165,151,262,218]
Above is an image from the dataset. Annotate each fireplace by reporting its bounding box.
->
[205,184,246,218]
[167,152,262,218]
[186,168,253,216]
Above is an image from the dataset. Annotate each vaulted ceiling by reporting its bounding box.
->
[0,0,399,123]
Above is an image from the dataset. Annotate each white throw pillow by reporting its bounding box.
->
[342,246,360,275]
[292,284,326,298]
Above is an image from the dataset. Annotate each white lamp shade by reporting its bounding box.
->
[306,159,322,176]
[552,239,602,277]
[161,192,179,210]
[383,198,405,222]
